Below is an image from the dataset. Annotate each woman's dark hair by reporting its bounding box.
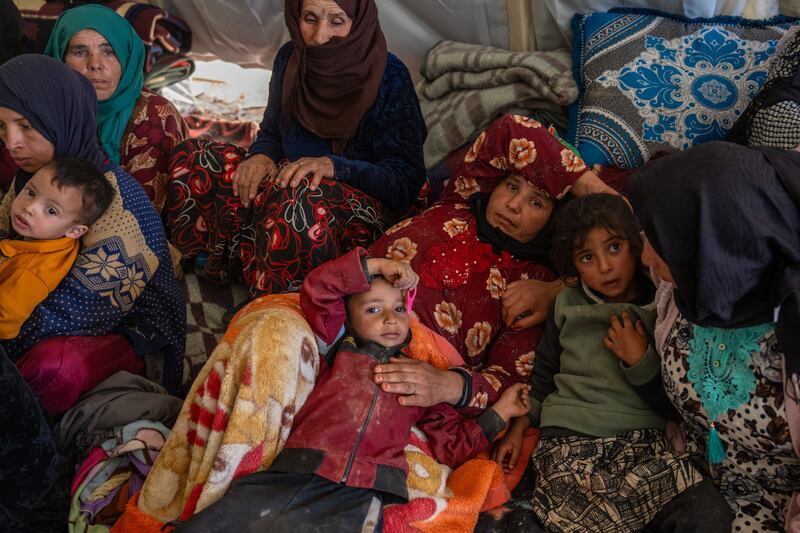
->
[46,156,115,225]
[552,193,642,286]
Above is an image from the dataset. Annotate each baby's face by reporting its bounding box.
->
[346,278,410,348]
[10,166,86,240]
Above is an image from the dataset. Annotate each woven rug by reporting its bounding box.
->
[179,268,248,386]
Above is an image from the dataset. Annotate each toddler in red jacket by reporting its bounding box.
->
[177,247,529,533]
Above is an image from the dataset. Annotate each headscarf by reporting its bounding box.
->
[44,4,145,164]
[628,141,800,390]
[0,54,105,184]
[282,0,387,151]
[455,116,587,264]
[469,192,559,268]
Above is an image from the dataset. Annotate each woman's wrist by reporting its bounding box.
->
[442,368,467,405]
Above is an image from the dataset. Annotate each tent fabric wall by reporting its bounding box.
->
[154,0,509,80]
[151,0,798,77]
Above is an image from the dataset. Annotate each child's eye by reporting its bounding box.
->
[47,207,58,216]
[579,253,592,263]
[25,188,34,197]
[366,306,380,314]
[609,242,622,253]
[530,199,542,208]
[507,182,518,191]
[395,305,407,313]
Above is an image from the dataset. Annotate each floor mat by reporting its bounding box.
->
[180,268,248,386]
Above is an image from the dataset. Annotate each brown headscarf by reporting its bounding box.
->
[283,0,387,152]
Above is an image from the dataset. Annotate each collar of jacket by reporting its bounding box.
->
[341,332,412,359]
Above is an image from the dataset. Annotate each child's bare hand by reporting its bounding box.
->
[493,416,530,473]
[492,383,531,421]
[366,258,419,290]
[604,309,648,366]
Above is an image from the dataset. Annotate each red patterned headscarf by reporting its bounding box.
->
[282,0,387,152]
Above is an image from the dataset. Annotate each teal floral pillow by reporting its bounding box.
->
[568,9,798,168]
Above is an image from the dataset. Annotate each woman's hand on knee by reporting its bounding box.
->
[501,279,564,330]
[275,156,334,190]
[232,153,277,208]
[373,358,464,407]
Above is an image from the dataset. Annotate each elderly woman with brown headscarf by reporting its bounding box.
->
[164,0,426,295]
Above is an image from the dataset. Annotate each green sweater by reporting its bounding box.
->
[529,286,665,437]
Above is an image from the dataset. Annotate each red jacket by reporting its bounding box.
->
[270,248,504,500]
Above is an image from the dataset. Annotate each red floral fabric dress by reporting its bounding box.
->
[369,115,589,413]
[120,90,189,213]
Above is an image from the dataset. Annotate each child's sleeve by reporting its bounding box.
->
[299,247,372,345]
[528,307,561,427]
[0,268,50,339]
[416,403,506,468]
[623,346,682,421]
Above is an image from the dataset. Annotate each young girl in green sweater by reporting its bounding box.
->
[494,194,731,532]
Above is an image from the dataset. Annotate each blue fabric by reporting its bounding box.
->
[568,9,797,168]
[1,162,186,394]
[248,42,427,214]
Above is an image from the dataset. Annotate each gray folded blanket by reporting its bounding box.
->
[418,40,577,168]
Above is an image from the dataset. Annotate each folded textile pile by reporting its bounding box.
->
[70,420,171,532]
[143,53,195,91]
[56,371,183,466]
[418,40,576,168]
[17,0,192,76]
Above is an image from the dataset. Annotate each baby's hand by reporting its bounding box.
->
[492,415,530,473]
[492,383,531,422]
[604,309,648,367]
[366,258,419,290]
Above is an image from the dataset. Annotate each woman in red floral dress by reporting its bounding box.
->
[44,4,188,214]
[370,114,617,413]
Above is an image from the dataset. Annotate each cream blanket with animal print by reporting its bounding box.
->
[137,294,319,522]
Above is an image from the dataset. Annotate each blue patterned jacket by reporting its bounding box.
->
[1,162,186,393]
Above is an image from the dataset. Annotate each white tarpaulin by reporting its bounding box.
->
[153,0,797,77]
[155,0,509,79]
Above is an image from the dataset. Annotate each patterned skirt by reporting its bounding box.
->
[531,429,703,533]
[164,139,394,296]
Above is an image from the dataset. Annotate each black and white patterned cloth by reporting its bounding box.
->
[660,307,800,531]
[729,25,800,150]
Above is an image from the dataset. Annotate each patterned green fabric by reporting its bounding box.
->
[688,324,772,421]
